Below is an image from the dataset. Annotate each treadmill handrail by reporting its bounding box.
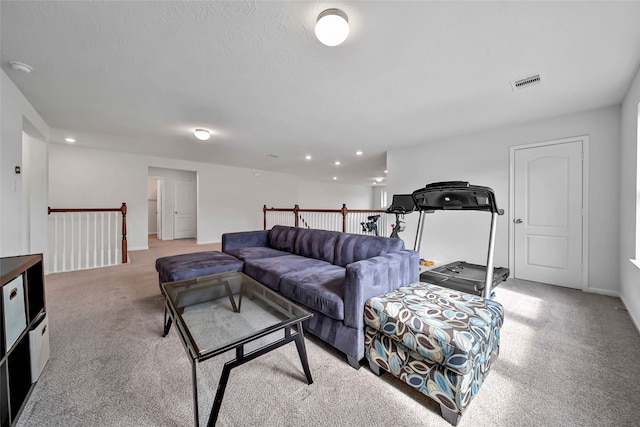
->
[411,181,504,215]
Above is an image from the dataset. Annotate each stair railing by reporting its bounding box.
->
[263,204,389,236]
[48,203,127,273]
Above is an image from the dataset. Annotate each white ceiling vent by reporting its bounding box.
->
[510,74,542,92]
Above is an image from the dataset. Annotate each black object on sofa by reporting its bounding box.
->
[222,225,419,368]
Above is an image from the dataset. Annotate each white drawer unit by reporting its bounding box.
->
[29,313,50,382]
[3,274,27,351]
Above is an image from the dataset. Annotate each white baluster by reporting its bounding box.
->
[86,212,89,269]
[107,212,112,265]
[100,212,104,267]
[93,212,97,268]
[77,212,82,269]
[62,215,66,271]
[53,215,58,273]
[114,212,120,265]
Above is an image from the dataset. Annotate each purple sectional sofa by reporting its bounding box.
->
[222,225,419,368]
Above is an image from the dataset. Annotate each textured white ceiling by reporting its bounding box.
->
[2,1,640,185]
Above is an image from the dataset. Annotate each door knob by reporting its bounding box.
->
[514,218,523,224]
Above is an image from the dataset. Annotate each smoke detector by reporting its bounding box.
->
[9,61,33,73]
[510,73,542,92]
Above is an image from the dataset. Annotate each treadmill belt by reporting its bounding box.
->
[419,261,509,296]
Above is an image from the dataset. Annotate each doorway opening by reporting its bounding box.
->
[147,167,197,243]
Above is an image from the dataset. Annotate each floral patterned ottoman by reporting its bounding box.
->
[364,282,504,426]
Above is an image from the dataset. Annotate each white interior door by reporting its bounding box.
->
[156,179,163,240]
[513,139,584,289]
[173,178,195,239]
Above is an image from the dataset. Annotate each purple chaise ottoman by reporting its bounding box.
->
[155,251,243,287]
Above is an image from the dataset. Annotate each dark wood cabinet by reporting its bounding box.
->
[0,254,46,426]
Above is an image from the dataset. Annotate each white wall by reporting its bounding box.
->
[619,64,640,330]
[388,105,620,295]
[371,185,388,210]
[0,70,50,257]
[22,133,49,260]
[49,143,373,250]
[296,179,374,210]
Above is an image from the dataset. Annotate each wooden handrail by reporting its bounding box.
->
[263,204,386,232]
[48,203,128,263]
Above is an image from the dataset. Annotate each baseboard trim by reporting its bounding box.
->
[619,294,640,336]
[127,246,149,251]
[585,287,619,297]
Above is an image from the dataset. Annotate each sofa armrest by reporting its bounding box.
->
[344,250,419,329]
[222,230,270,252]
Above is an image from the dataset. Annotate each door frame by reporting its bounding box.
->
[148,176,164,240]
[508,135,590,290]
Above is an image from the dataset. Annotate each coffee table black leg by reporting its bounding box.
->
[163,305,172,337]
[192,360,200,427]
[207,348,239,427]
[223,281,239,313]
[205,329,312,426]
[293,323,313,384]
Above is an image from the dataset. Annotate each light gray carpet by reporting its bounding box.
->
[15,237,640,426]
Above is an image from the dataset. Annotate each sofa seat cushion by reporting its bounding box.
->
[364,282,504,375]
[224,247,290,262]
[155,251,243,284]
[280,265,346,321]
[244,254,332,292]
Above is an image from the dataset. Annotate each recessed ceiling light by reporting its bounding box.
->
[384,170,388,174]
[375,177,383,182]
[194,129,211,141]
[356,151,363,156]
[334,161,341,166]
[373,182,377,185]
[305,155,312,160]
[64,137,76,143]
[333,176,337,180]
[9,61,33,73]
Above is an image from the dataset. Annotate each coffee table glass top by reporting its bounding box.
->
[162,271,312,360]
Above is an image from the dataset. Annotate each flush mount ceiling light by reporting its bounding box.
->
[193,129,211,141]
[9,61,33,73]
[356,151,363,156]
[64,137,76,143]
[315,9,349,46]
[305,155,312,160]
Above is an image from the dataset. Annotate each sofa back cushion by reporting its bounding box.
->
[268,225,299,253]
[334,233,405,267]
[294,228,341,264]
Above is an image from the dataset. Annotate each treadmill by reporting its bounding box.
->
[412,181,509,299]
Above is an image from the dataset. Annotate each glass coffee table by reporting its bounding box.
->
[161,271,313,426]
